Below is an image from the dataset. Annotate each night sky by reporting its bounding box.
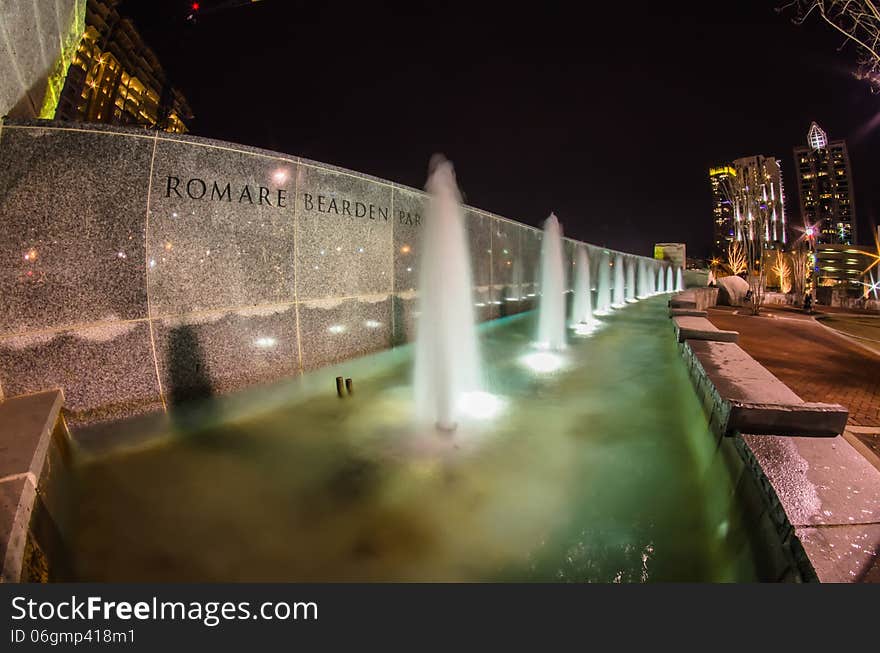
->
[120,0,879,258]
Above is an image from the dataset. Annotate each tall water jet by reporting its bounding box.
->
[414,155,482,431]
[536,213,566,350]
[510,257,523,301]
[637,260,650,298]
[612,254,626,308]
[655,266,663,294]
[595,251,612,315]
[675,266,684,291]
[665,265,674,292]
[625,257,637,302]
[571,244,593,324]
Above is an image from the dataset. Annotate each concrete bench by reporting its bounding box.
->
[0,390,67,582]
[685,340,848,438]
[673,315,739,343]
[670,287,719,311]
[670,291,697,309]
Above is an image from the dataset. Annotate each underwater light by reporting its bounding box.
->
[458,391,505,420]
[254,337,276,348]
[572,321,599,336]
[520,351,564,374]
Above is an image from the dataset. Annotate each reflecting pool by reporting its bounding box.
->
[70,297,770,581]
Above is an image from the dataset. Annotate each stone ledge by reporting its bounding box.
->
[669,308,708,317]
[729,402,849,438]
[670,287,719,311]
[673,315,739,343]
[681,340,847,438]
[741,433,880,582]
[670,292,697,309]
[0,389,65,582]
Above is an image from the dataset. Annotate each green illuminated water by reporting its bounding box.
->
[70,297,768,581]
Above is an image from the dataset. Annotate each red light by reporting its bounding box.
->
[192,2,200,10]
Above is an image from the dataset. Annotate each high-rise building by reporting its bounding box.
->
[709,156,786,256]
[793,122,856,245]
[709,165,737,255]
[53,0,192,132]
[731,155,787,247]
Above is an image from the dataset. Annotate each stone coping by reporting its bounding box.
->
[741,434,880,582]
[684,339,847,437]
[669,308,708,317]
[672,315,738,343]
[0,389,64,582]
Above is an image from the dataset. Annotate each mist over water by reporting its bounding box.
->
[414,155,482,430]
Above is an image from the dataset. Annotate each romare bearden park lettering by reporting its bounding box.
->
[164,175,288,207]
[302,193,423,226]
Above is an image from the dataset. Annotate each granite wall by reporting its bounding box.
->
[0,120,662,430]
[0,1,86,118]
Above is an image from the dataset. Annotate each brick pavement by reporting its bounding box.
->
[706,306,880,428]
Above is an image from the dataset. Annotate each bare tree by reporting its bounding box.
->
[791,246,810,304]
[779,1,880,92]
[726,241,748,275]
[773,251,793,293]
[717,172,771,314]
[742,220,769,315]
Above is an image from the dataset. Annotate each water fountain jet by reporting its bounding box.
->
[414,155,482,431]
[625,258,637,303]
[595,251,612,315]
[637,260,650,299]
[536,213,567,351]
[571,244,596,334]
[612,254,626,308]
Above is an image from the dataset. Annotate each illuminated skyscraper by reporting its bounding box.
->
[709,156,786,255]
[709,165,737,255]
[731,155,786,247]
[793,122,856,244]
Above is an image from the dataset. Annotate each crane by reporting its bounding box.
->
[185,1,264,23]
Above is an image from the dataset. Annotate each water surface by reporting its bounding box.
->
[71,297,763,581]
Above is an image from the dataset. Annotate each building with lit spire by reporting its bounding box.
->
[793,122,856,245]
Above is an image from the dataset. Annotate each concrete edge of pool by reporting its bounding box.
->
[0,389,73,582]
[671,289,880,583]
